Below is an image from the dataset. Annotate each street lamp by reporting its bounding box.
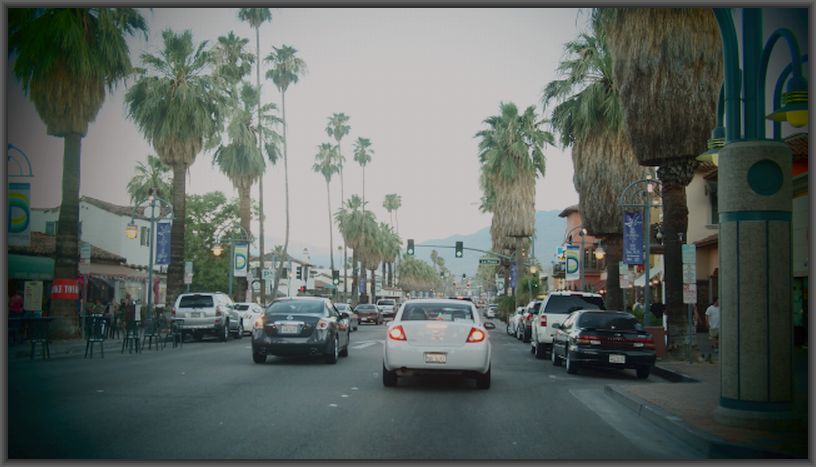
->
[528,265,538,304]
[125,190,173,322]
[211,223,253,300]
[594,241,606,261]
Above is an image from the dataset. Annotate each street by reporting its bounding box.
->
[8,323,704,460]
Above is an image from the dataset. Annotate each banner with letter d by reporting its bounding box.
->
[233,242,249,277]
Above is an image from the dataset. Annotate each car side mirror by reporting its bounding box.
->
[484,322,496,330]
[552,323,561,330]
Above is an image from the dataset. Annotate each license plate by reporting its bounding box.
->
[424,352,447,364]
[190,312,200,318]
[609,354,626,364]
[279,325,298,334]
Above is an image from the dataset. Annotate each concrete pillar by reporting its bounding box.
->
[716,140,796,428]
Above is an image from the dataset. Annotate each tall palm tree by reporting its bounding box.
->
[335,195,372,304]
[353,137,373,205]
[265,44,307,299]
[378,223,401,288]
[326,112,351,294]
[359,219,385,301]
[237,8,272,304]
[312,142,341,273]
[125,29,226,311]
[476,102,553,294]
[600,8,722,354]
[542,14,650,309]
[127,154,173,205]
[382,193,399,231]
[9,8,147,336]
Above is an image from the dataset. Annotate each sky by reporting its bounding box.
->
[7,8,584,261]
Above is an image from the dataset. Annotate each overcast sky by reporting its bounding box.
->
[8,8,584,257]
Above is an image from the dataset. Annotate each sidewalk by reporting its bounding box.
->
[605,333,808,459]
[7,335,171,360]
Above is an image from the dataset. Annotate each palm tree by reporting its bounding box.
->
[238,8,272,304]
[265,44,307,299]
[326,112,351,294]
[359,220,385,301]
[476,102,553,294]
[9,8,146,336]
[212,31,254,96]
[542,13,650,309]
[127,155,173,205]
[353,137,374,205]
[382,193,400,231]
[312,142,341,273]
[335,195,373,304]
[378,223,401,288]
[600,8,722,354]
[398,257,442,292]
[125,29,226,311]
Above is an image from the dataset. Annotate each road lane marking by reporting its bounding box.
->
[341,394,349,398]
[351,387,359,391]
[329,404,338,408]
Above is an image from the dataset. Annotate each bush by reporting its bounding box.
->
[497,295,516,322]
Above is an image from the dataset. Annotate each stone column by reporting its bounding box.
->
[716,140,796,428]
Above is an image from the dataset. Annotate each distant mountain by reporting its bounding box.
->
[413,210,565,276]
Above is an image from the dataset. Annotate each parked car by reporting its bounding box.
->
[335,303,358,331]
[355,303,382,324]
[251,297,351,364]
[507,306,524,336]
[531,291,605,359]
[233,302,264,336]
[382,299,495,389]
[517,300,543,343]
[376,299,398,320]
[172,292,240,341]
[485,308,496,319]
[551,310,656,378]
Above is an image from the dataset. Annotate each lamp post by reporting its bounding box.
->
[619,177,662,326]
[211,223,253,301]
[126,190,173,322]
[528,265,538,304]
[707,8,807,423]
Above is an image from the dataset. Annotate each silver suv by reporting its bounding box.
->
[173,292,242,341]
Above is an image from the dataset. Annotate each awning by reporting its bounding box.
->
[79,263,149,280]
[633,264,663,287]
[8,254,54,280]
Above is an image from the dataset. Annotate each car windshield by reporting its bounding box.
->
[266,300,324,315]
[233,304,249,311]
[401,303,474,322]
[377,300,395,306]
[178,295,214,308]
[544,295,605,314]
[578,312,642,331]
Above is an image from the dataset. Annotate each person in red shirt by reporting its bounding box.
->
[9,291,24,315]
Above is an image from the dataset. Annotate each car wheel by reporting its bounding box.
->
[234,322,243,339]
[339,334,349,357]
[325,336,339,364]
[566,349,578,374]
[475,366,491,390]
[382,363,397,387]
[535,342,547,359]
[220,321,229,342]
[636,366,651,379]
[552,344,562,366]
[252,352,266,364]
[506,323,511,335]
[522,328,531,343]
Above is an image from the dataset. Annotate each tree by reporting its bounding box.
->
[335,195,369,304]
[9,8,147,336]
[542,12,650,309]
[378,223,401,288]
[383,193,402,232]
[125,29,226,311]
[353,137,374,205]
[397,257,441,292]
[184,192,241,294]
[476,102,553,294]
[326,112,351,294]
[265,44,308,300]
[127,154,173,205]
[237,8,272,304]
[312,142,341,273]
[600,8,722,355]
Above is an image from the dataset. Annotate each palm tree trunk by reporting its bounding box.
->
[604,234,623,310]
[662,183,689,357]
[351,250,359,304]
[272,91,289,296]
[51,133,82,338]
[166,163,188,312]
[362,167,366,206]
[387,262,393,288]
[254,25,267,306]
[326,180,335,272]
[370,267,376,302]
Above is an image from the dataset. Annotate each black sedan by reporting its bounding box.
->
[550,310,656,379]
[252,297,351,364]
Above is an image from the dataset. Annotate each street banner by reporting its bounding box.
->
[359,276,366,294]
[24,281,43,312]
[623,210,644,265]
[683,283,697,304]
[233,242,249,277]
[184,261,193,285]
[565,245,580,281]
[51,279,80,300]
[8,182,31,247]
[155,222,171,265]
[510,262,518,289]
[80,242,91,264]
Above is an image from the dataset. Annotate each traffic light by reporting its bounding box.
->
[332,270,340,285]
[455,241,463,258]
[296,266,303,280]
[407,239,415,256]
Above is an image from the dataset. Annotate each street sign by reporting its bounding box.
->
[681,244,696,284]
[683,283,697,304]
[682,264,696,284]
[80,242,91,264]
[184,261,193,285]
[262,269,273,281]
[682,244,696,264]
[479,258,500,265]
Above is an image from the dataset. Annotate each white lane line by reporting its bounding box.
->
[351,387,359,391]
[351,342,381,349]
[329,404,339,408]
[341,394,349,398]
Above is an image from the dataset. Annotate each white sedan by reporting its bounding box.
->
[382,299,495,389]
[233,302,265,335]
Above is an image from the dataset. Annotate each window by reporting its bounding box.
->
[706,179,718,224]
[179,295,214,308]
[45,221,57,236]
[140,226,150,246]
[544,295,606,314]
[577,312,642,331]
[402,304,473,321]
[266,300,325,315]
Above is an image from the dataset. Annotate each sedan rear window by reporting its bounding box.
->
[233,304,249,311]
[179,295,214,308]
[267,300,325,315]
[356,305,377,310]
[578,312,641,331]
[402,304,473,322]
[544,295,605,314]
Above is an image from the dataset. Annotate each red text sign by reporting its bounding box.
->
[51,279,80,300]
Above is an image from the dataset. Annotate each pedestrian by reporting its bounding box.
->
[632,296,644,321]
[9,290,24,316]
[648,300,665,327]
[705,297,720,353]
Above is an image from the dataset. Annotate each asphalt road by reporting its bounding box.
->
[8,321,705,460]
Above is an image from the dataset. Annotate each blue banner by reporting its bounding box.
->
[510,262,517,289]
[155,222,171,265]
[359,276,366,294]
[623,211,644,265]
[8,182,30,247]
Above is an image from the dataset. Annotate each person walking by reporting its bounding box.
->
[705,297,720,355]
[9,290,24,316]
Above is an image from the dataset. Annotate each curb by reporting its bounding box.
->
[604,385,797,459]
[9,340,164,361]
[652,364,699,383]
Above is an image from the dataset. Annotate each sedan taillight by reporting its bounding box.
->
[629,336,655,348]
[317,319,330,330]
[576,335,602,345]
[466,327,486,343]
[388,325,407,341]
[215,306,223,317]
[254,316,265,330]
[539,315,547,327]
[525,314,533,321]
